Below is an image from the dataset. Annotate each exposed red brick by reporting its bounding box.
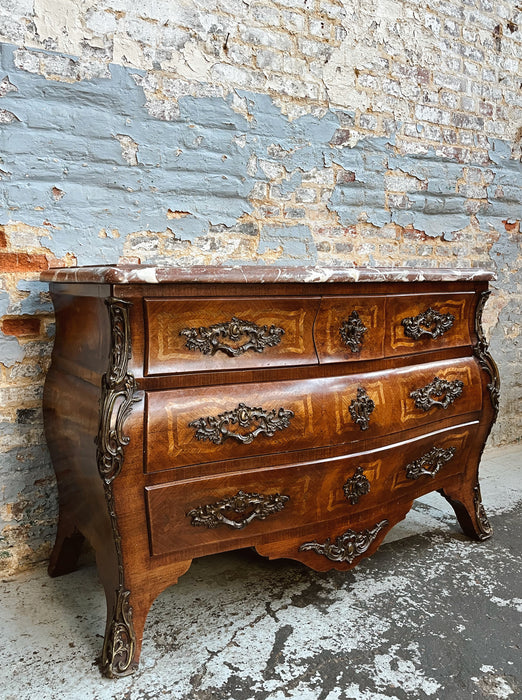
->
[0,253,50,273]
[1,316,42,337]
[503,220,520,233]
[0,230,7,249]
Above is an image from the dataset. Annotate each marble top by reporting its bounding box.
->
[41,265,495,285]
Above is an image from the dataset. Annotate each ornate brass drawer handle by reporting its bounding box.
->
[343,467,371,504]
[405,446,457,480]
[402,307,455,340]
[189,402,294,445]
[349,387,375,430]
[180,317,284,357]
[339,310,367,352]
[187,490,290,530]
[410,376,464,411]
[299,520,388,563]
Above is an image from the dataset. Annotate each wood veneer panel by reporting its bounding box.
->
[145,296,320,375]
[385,291,475,356]
[315,295,386,363]
[145,356,482,472]
[146,421,477,558]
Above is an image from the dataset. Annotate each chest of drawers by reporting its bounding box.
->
[41,265,499,678]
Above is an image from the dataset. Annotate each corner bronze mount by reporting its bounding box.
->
[343,467,371,504]
[101,589,137,679]
[402,307,455,340]
[349,387,375,430]
[187,490,290,530]
[405,446,456,480]
[473,290,500,415]
[97,299,139,484]
[189,403,294,445]
[473,482,493,540]
[96,297,139,678]
[410,376,464,411]
[299,520,388,563]
[180,317,284,357]
[339,310,367,352]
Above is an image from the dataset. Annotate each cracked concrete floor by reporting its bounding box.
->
[1,444,521,700]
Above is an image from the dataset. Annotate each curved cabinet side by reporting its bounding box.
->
[439,287,499,540]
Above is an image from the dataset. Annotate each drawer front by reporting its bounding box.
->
[145,357,482,473]
[385,292,475,356]
[314,296,386,363]
[146,422,478,557]
[145,296,320,375]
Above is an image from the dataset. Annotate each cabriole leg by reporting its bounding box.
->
[439,480,492,541]
[101,587,147,679]
[48,514,85,577]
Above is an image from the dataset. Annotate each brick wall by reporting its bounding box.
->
[0,0,520,575]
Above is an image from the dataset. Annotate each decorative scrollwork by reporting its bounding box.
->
[343,467,371,504]
[96,298,139,678]
[180,316,284,357]
[410,376,464,411]
[405,446,456,480]
[101,589,137,678]
[401,307,455,340]
[473,482,492,540]
[339,310,368,352]
[349,387,375,430]
[189,402,294,445]
[299,520,388,563]
[96,299,139,483]
[473,290,500,415]
[187,490,290,530]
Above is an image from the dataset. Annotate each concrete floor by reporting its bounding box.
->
[1,444,521,700]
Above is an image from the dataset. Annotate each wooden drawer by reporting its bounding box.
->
[314,296,385,363]
[385,292,475,356]
[145,296,320,375]
[145,357,482,473]
[145,421,478,557]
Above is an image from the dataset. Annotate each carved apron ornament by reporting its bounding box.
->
[299,520,388,564]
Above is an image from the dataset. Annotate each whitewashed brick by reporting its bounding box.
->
[256,49,283,71]
[281,10,305,32]
[240,26,293,52]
